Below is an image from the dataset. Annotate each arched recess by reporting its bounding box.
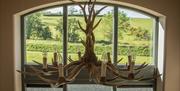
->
[13,0,166,91]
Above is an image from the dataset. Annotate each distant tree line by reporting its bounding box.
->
[103,12,151,43]
[25,11,151,43]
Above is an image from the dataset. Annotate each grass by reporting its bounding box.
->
[26,51,153,65]
[26,39,151,47]
[130,18,154,31]
[27,39,62,45]
[40,15,154,43]
[25,15,154,65]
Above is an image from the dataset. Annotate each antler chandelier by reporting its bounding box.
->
[18,0,160,87]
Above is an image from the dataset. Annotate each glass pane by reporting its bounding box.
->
[25,7,63,64]
[26,88,63,91]
[68,84,113,91]
[67,5,113,62]
[93,5,113,60]
[67,5,85,61]
[117,88,153,91]
[117,8,155,65]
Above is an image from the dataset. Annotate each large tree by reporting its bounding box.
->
[103,12,151,42]
[67,18,80,42]
[41,26,52,40]
[25,12,52,40]
[25,12,42,39]
[56,18,80,42]
[103,11,130,42]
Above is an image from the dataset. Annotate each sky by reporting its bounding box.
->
[44,5,151,18]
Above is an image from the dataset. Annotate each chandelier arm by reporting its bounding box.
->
[91,64,101,83]
[77,20,86,33]
[28,66,57,84]
[138,77,154,81]
[134,70,141,76]
[108,63,128,71]
[66,64,78,72]
[48,66,58,70]
[88,65,94,81]
[67,56,74,63]
[93,6,107,21]
[32,60,43,65]
[36,74,57,85]
[64,61,81,69]
[133,76,144,81]
[32,60,58,70]
[117,58,123,64]
[89,6,107,32]
[48,71,58,74]
[139,68,161,81]
[29,65,52,76]
[106,75,120,82]
[107,64,129,80]
[17,70,37,76]
[134,62,148,70]
[92,18,102,31]
[66,63,85,81]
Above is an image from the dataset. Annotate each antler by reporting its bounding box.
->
[70,0,107,34]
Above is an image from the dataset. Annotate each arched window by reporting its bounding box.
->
[21,2,160,91]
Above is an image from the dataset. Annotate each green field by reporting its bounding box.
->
[40,15,154,42]
[129,18,154,31]
[25,15,154,65]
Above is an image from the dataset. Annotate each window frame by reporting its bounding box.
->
[21,2,159,91]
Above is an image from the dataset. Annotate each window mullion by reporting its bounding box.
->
[62,5,68,65]
[63,5,68,91]
[112,5,118,91]
[113,6,118,65]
